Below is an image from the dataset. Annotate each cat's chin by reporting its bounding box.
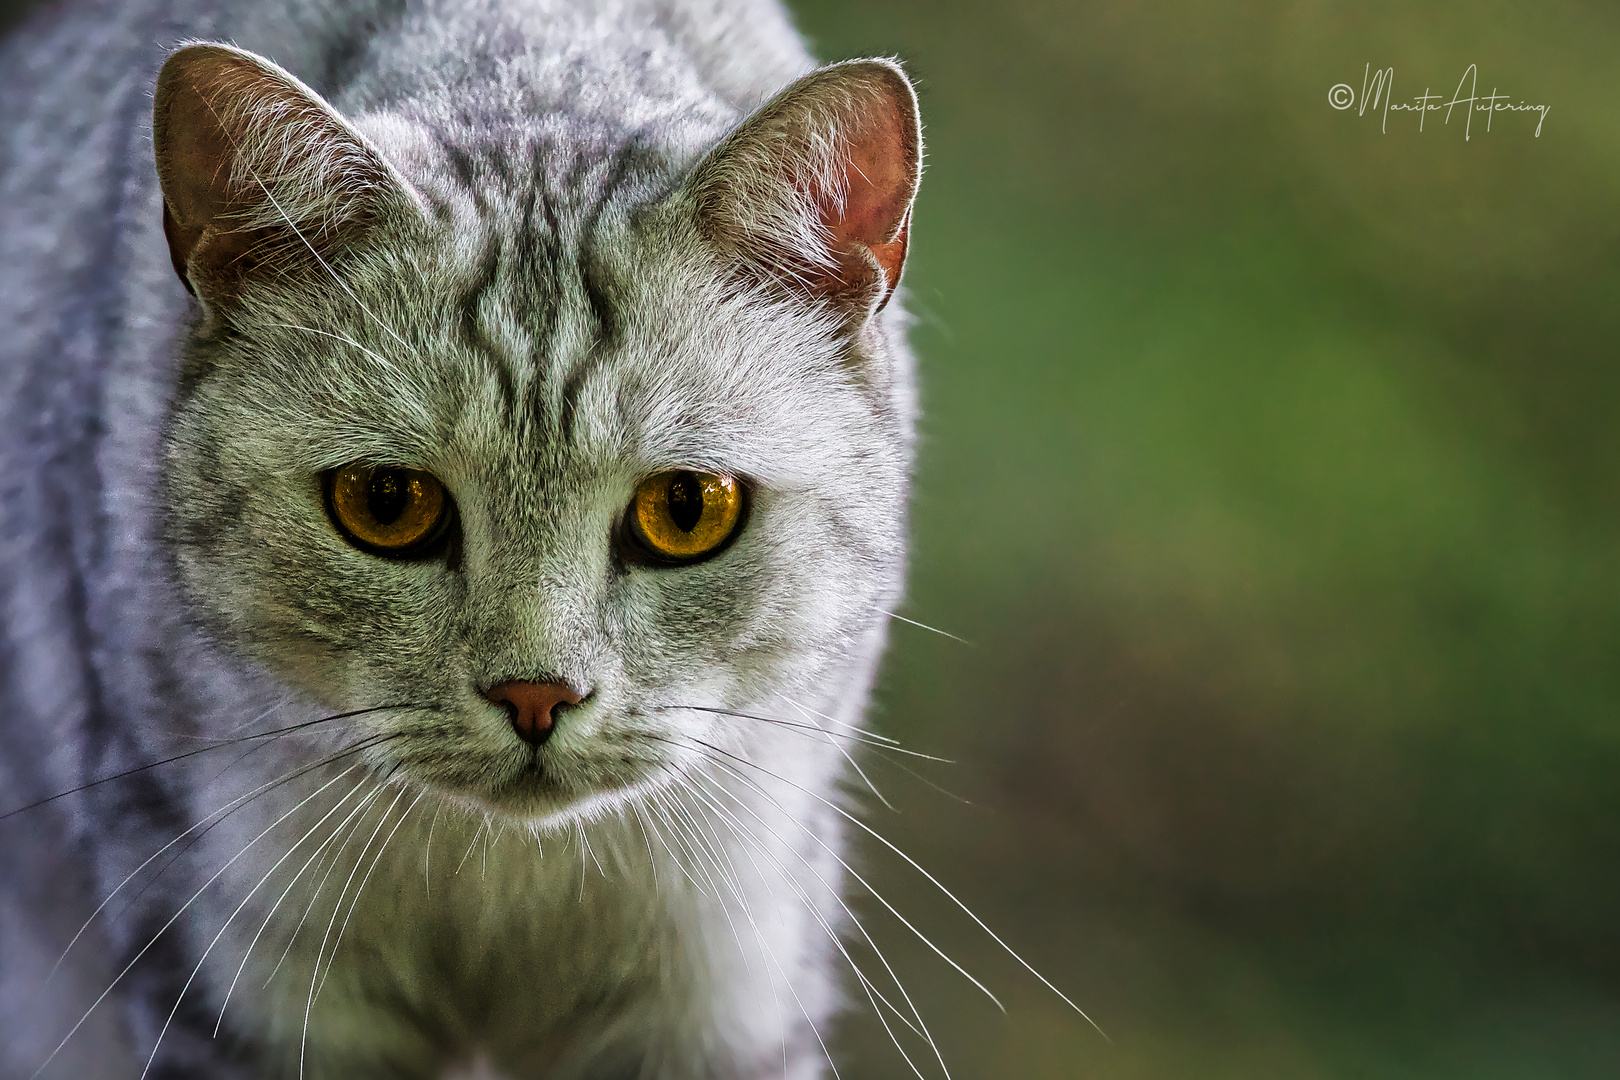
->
[423,756,661,828]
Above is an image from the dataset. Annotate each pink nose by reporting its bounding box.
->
[484,679,585,746]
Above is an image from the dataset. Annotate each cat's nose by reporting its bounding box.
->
[483,679,586,747]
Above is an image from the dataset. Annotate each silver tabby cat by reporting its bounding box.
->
[0,0,920,1076]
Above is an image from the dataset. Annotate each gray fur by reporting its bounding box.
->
[0,2,917,1077]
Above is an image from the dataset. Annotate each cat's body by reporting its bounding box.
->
[0,2,920,1076]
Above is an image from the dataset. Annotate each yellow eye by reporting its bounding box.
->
[628,470,745,563]
[327,464,450,555]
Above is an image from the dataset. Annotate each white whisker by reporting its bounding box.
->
[261,783,390,991]
[579,823,605,880]
[300,783,411,1078]
[629,802,660,896]
[658,783,754,974]
[268,322,403,377]
[778,697,894,811]
[217,779,386,1034]
[214,697,297,738]
[663,782,796,1080]
[684,771,931,1078]
[424,802,442,897]
[879,610,973,646]
[686,771,924,1035]
[669,774,848,1080]
[645,798,706,896]
[47,732,396,988]
[31,759,373,1080]
[771,694,902,746]
[685,737,1108,1040]
[314,787,425,1002]
[688,768,943,1060]
[247,177,421,361]
[692,796,845,1080]
[673,704,949,761]
[650,790,713,900]
[142,775,375,1076]
[454,816,486,876]
[687,744,1002,1013]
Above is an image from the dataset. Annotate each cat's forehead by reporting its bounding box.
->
[440,234,862,487]
[270,135,874,489]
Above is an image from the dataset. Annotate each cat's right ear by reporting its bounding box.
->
[153,43,421,312]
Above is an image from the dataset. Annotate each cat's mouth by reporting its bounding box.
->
[392,736,665,824]
[351,692,676,823]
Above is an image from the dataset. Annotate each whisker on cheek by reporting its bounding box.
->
[143,773,381,1076]
[681,767,943,1074]
[0,703,438,825]
[216,777,392,1033]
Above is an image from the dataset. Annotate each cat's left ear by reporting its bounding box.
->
[684,59,922,319]
[153,43,422,312]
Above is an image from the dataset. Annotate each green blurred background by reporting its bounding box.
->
[785,1,1620,1077]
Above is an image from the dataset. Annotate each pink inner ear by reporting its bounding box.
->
[819,101,918,299]
[689,60,921,311]
[154,44,415,307]
[156,49,316,297]
[158,50,307,235]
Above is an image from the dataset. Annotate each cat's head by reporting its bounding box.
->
[154,44,920,823]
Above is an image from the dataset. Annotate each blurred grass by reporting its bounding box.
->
[786,0,1620,1075]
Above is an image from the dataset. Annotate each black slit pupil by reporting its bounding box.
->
[368,470,410,526]
[667,472,704,533]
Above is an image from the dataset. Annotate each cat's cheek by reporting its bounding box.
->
[717,494,890,691]
[174,538,453,717]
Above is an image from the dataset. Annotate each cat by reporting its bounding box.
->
[0,0,923,1076]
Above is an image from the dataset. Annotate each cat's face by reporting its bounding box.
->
[155,47,920,825]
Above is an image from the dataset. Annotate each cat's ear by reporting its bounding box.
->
[153,43,420,309]
[686,59,921,318]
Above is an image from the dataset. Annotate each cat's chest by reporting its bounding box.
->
[242,812,701,1074]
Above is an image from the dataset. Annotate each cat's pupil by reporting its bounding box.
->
[667,472,704,533]
[367,470,410,526]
